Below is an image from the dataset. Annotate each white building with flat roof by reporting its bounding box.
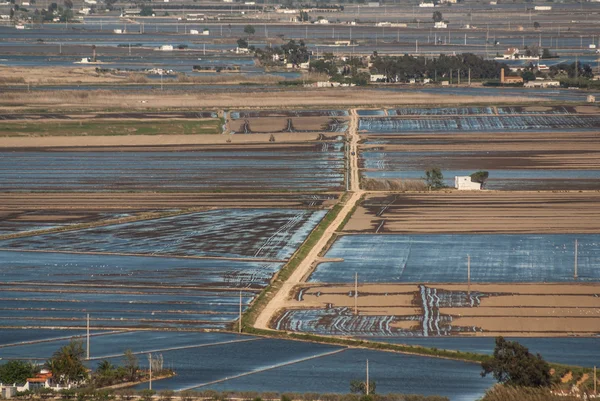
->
[455,176,482,190]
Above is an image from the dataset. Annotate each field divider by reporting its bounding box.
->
[179,348,347,391]
[240,199,346,331]
[0,330,128,349]
[86,337,262,361]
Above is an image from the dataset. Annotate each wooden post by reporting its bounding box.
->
[239,290,242,333]
[86,313,90,360]
[148,353,152,390]
[574,239,578,280]
[467,255,471,301]
[354,272,358,315]
[366,359,369,395]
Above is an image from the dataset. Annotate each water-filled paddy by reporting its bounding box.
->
[0,250,274,329]
[310,234,600,283]
[0,146,344,192]
[0,209,326,260]
[203,348,494,401]
[364,337,600,367]
[358,115,600,133]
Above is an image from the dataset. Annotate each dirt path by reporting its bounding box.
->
[253,110,364,330]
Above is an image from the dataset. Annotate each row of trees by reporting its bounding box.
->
[370,53,507,82]
[423,168,488,189]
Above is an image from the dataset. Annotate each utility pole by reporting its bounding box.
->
[86,313,90,360]
[464,33,466,46]
[239,290,242,333]
[415,39,418,54]
[594,365,597,395]
[467,255,471,299]
[468,68,471,86]
[458,69,460,85]
[148,353,152,390]
[354,272,358,315]
[366,360,369,395]
[574,239,578,280]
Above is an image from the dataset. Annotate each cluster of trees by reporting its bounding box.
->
[0,340,172,395]
[309,55,370,85]
[253,39,310,67]
[370,53,506,82]
[481,337,551,387]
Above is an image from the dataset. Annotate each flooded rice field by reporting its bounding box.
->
[365,337,600,367]
[358,115,600,133]
[0,209,326,260]
[0,145,345,191]
[0,250,274,329]
[310,234,600,283]
[361,149,600,191]
[0,328,493,399]
[0,211,133,236]
[0,250,283,287]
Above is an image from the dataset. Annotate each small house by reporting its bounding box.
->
[455,176,482,191]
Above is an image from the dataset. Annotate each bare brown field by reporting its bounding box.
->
[0,192,340,213]
[343,192,600,234]
[0,133,321,148]
[227,116,347,133]
[275,283,600,336]
[0,89,541,111]
[361,131,600,155]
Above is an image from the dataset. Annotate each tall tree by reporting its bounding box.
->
[481,337,551,387]
[0,360,39,385]
[432,11,443,22]
[424,167,445,189]
[123,350,138,382]
[45,340,88,386]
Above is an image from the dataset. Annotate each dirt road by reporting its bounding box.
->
[254,110,364,330]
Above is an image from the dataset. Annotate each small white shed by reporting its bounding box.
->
[455,176,482,190]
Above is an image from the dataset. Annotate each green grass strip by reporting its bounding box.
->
[241,202,345,329]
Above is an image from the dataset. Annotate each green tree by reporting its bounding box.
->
[521,70,535,82]
[140,5,153,16]
[244,24,255,36]
[45,340,88,386]
[63,0,72,8]
[481,337,551,387]
[470,170,489,187]
[350,379,376,395]
[541,48,552,58]
[139,389,156,401]
[432,11,443,22]
[533,21,540,29]
[237,37,248,48]
[298,11,309,22]
[0,360,39,385]
[424,167,445,189]
[123,350,138,381]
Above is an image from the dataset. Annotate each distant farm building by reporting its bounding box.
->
[500,68,523,84]
[524,80,560,88]
[434,21,447,29]
[455,176,482,191]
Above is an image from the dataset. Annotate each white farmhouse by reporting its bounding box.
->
[455,176,482,190]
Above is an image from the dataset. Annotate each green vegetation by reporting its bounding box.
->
[481,337,551,387]
[0,119,222,137]
[45,340,88,386]
[0,360,39,386]
[470,171,489,187]
[424,168,445,189]
[370,53,506,82]
[481,385,579,401]
[140,5,153,16]
[244,24,256,36]
[254,40,310,68]
[432,11,443,22]
[241,202,344,329]
[350,379,376,395]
